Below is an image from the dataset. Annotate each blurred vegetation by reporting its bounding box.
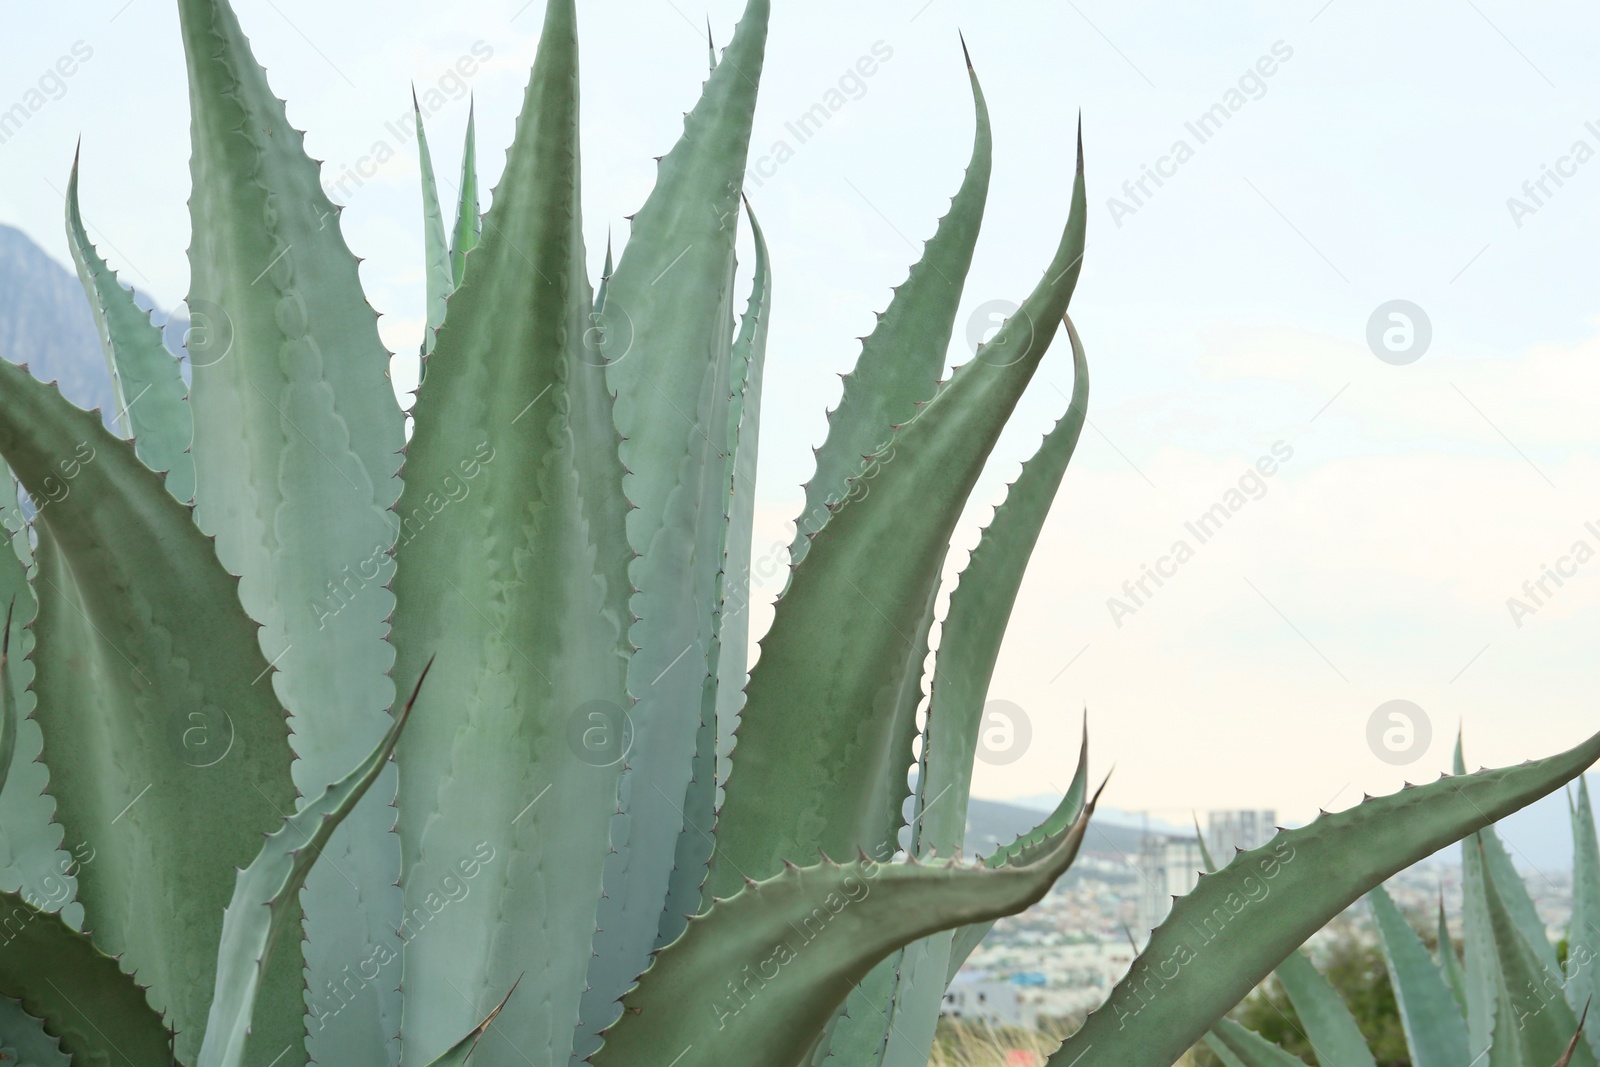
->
[1189,917,1433,1066]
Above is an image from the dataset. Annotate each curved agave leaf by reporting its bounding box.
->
[1437,895,1468,1018]
[808,314,1089,1067]
[416,94,455,359]
[592,788,1099,1067]
[1368,884,1467,1067]
[0,997,71,1067]
[662,200,774,948]
[1570,778,1600,1059]
[580,0,770,1049]
[714,128,1086,900]
[788,46,992,567]
[65,151,194,503]
[0,474,72,925]
[1206,1019,1312,1066]
[0,359,297,1061]
[712,200,771,800]
[176,0,408,1060]
[1194,810,1376,1067]
[1480,836,1597,1067]
[1047,726,1600,1066]
[0,888,173,1063]
[389,2,632,1063]
[198,664,428,1067]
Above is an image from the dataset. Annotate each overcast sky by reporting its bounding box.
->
[5,0,1600,830]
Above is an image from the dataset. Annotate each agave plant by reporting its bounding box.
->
[0,2,1597,1066]
[1200,741,1600,1067]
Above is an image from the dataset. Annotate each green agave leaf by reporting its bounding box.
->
[0,604,14,800]
[1200,1028,1253,1067]
[1571,778,1600,1058]
[713,200,771,800]
[65,151,195,504]
[1196,807,1376,1067]
[1369,884,1467,1067]
[809,311,1087,1065]
[661,201,774,947]
[591,787,1099,1067]
[0,997,71,1067]
[1269,951,1378,1067]
[1438,895,1468,1018]
[388,2,632,1063]
[0,358,297,1062]
[450,99,481,289]
[580,0,770,1049]
[1481,836,1597,1067]
[0,474,73,926]
[788,47,991,567]
[713,129,1086,895]
[1462,817,1508,1067]
[0,888,174,1064]
[416,93,455,359]
[658,237,741,950]
[177,0,409,1059]
[1046,726,1600,1066]
[198,664,428,1067]
[1206,1019,1312,1066]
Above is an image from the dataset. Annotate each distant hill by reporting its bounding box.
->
[964,796,1154,860]
[0,224,184,423]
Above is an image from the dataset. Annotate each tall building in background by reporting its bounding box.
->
[1135,835,1205,936]
[1208,810,1279,860]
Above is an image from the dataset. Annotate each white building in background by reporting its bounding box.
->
[1135,836,1205,935]
[941,971,1032,1029]
[1207,810,1278,861]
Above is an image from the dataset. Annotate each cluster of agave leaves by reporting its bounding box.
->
[1204,747,1600,1067]
[0,0,1597,1066]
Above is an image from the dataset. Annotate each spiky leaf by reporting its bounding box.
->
[579,0,770,1048]
[593,791,1097,1067]
[65,152,194,503]
[416,95,455,358]
[0,358,297,1061]
[0,888,174,1064]
[177,0,410,1059]
[1369,884,1468,1067]
[1046,727,1600,1066]
[388,3,632,1063]
[198,665,427,1067]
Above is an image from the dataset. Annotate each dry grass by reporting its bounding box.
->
[929,1018,1203,1067]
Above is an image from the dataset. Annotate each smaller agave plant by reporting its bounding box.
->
[1203,740,1599,1067]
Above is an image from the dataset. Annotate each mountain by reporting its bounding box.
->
[0,223,184,423]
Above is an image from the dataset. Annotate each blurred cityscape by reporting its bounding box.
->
[940,798,1575,1031]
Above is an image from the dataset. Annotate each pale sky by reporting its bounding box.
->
[5,0,1600,829]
